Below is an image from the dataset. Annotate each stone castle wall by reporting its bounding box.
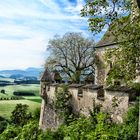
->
[39,83,133,130]
[94,44,117,85]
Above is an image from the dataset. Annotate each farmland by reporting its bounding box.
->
[0,84,41,119]
[0,100,41,119]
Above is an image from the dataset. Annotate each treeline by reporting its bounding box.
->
[14,80,40,84]
[13,91,35,96]
[0,80,40,86]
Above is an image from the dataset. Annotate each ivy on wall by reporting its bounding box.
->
[54,85,74,124]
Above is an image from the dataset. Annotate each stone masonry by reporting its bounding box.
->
[39,81,135,130]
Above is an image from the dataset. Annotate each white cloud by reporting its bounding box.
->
[0,0,85,20]
[64,0,85,14]
[0,0,93,70]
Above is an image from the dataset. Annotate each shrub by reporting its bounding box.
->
[0,121,8,134]
[121,100,139,140]
[13,91,35,96]
[10,104,32,126]
[33,108,41,120]
[0,116,9,134]
[1,90,5,94]
[17,120,41,140]
[38,129,56,140]
[0,125,21,140]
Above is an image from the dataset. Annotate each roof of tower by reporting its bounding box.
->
[41,68,52,82]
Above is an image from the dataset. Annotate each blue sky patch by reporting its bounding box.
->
[0,0,104,70]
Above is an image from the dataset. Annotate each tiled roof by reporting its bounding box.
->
[96,29,117,48]
[96,17,128,48]
[41,68,52,82]
[105,86,134,93]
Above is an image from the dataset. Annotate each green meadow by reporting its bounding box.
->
[0,77,15,82]
[0,84,42,119]
[0,84,40,95]
[0,100,41,119]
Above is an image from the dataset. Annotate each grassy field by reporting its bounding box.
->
[0,100,41,119]
[0,77,14,82]
[0,84,40,95]
[0,84,42,119]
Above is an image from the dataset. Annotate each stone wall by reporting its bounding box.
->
[68,86,98,116]
[102,90,129,123]
[39,83,63,130]
[39,83,134,130]
[95,44,118,85]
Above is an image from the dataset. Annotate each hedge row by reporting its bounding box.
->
[13,92,35,96]
[0,97,24,100]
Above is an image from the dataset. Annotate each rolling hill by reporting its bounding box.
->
[0,67,43,79]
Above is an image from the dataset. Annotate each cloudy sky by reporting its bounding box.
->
[0,0,104,70]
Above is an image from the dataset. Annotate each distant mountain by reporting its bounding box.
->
[0,67,43,79]
[0,75,5,78]
[9,74,24,79]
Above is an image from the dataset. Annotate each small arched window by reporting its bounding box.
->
[97,88,104,101]
[78,88,83,97]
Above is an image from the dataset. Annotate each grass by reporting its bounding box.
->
[0,84,40,96]
[0,84,42,119]
[0,77,14,82]
[0,100,41,119]
[23,96,42,103]
[0,84,41,102]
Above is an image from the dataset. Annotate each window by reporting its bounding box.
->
[97,88,104,101]
[78,88,83,97]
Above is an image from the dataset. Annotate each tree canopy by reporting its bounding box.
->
[81,0,140,85]
[81,0,131,33]
[45,32,95,83]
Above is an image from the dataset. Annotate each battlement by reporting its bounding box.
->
[39,83,136,130]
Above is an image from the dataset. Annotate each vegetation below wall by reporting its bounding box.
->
[54,85,74,124]
[0,92,139,140]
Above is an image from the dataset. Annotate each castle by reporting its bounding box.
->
[39,39,138,130]
[39,0,140,129]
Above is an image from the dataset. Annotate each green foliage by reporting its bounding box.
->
[55,112,115,140]
[0,100,138,140]
[54,85,74,124]
[105,12,140,84]
[81,0,131,33]
[124,100,139,124]
[0,84,41,119]
[86,113,114,140]
[82,0,140,85]
[0,100,40,119]
[131,83,140,95]
[118,101,139,140]
[62,117,93,140]
[89,99,102,127]
[0,116,9,134]
[10,104,32,126]
[17,120,41,140]
[1,89,5,94]
[112,96,120,108]
[0,125,21,140]
[32,107,41,120]
[38,129,56,140]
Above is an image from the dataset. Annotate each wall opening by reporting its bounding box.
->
[97,88,104,101]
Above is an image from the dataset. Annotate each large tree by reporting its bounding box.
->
[45,32,95,83]
[81,0,140,84]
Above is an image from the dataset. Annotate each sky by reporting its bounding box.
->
[0,0,104,70]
